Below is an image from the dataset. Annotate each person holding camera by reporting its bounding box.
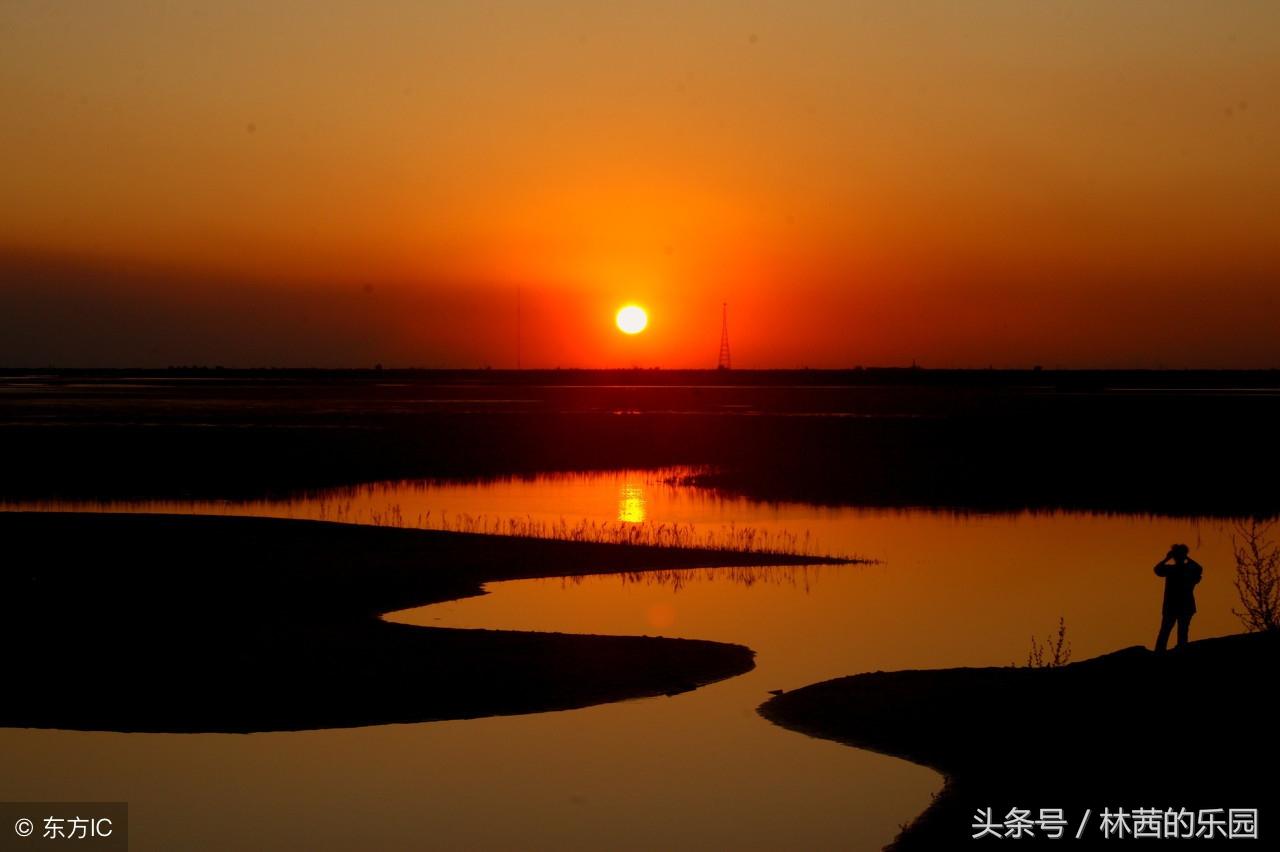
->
[1153,543,1203,651]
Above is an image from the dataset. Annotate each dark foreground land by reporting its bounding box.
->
[5,368,1280,515]
[0,512,848,733]
[760,631,1279,849]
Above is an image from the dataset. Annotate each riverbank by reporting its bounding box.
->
[0,512,849,733]
[760,631,1278,849]
[6,370,1280,516]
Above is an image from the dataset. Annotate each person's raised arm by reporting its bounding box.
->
[1187,558,1203,584]
[1154,558,1171,577]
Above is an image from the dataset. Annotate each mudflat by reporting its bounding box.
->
[760,631,1279,849]
[0,511,847,733]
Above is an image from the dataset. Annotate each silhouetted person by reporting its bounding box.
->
[1153,544,1202,651]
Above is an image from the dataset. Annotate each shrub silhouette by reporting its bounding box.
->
[1232,520,1280,632]
[1026,617,1072,668]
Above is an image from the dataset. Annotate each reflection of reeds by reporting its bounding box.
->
[550,564,829,593]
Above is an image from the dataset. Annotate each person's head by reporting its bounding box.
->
[1168,543,1190,562]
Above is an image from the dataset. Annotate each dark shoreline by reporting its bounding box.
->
[1,512,849,734]
[6,370,1280,517]
[760,631,1279,849]
[5,365,1280,381]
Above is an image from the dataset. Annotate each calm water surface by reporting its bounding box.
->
[1,471,1243,850]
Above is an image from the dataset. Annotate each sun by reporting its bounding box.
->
[615,305,648,335]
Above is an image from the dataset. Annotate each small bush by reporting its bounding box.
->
[1027,617,1072,668]
[1232,520,1280,633]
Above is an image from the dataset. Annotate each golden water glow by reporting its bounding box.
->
[645,602,677,630]
[615,305,648,335]
[4,472,1245,849]
[617,481,648,523]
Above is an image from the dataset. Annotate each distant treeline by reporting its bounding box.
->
[4,365,1280,389]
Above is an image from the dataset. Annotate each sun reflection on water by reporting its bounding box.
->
[617,481,647,523]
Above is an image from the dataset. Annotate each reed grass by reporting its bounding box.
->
[309,497,839,559]
[2,476,854,561]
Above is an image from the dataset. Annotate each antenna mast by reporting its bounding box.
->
[717,302,732,370]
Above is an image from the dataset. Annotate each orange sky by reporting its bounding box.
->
[2,2,1278,367]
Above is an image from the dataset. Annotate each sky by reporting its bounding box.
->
[2,1,1278,368]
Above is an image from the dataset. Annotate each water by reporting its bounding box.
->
[0,470,1245,850]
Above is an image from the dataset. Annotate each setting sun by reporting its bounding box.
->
[615,305,648,335]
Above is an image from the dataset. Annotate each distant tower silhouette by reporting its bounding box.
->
[717,302,732,370]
